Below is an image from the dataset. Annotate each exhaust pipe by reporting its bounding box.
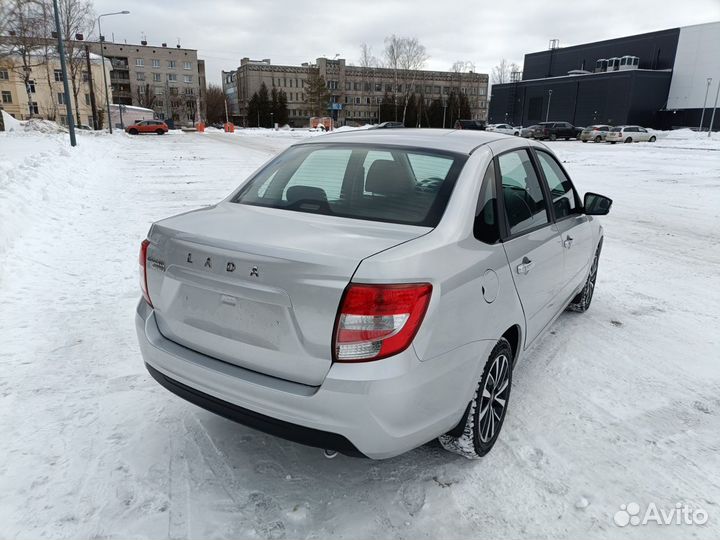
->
[323,449,338,459]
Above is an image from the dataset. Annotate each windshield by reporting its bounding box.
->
[232,143,467,227]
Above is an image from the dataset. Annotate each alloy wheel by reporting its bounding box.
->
[478,353,511,443]
[584,252,599,308]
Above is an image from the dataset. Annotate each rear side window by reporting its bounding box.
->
[474,161,499,243]
[498,149,549,236]
[535,151,577,219]
[233,144,466,227]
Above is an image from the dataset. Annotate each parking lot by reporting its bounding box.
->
[0,128,718,539]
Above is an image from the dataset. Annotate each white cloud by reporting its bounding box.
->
[92,0,720,85]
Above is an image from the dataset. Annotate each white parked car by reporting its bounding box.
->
[486,123,520,136]
[605,125,657,144]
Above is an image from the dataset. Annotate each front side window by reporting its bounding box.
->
[535,151,577,219]
[233,144,466,227]
[498,149,549,236]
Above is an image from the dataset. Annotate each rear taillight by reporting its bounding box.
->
[333,283,432,362]
[139,239,152,306]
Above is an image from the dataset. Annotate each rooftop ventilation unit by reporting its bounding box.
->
[619,55,639,70]
[595,58,608,72]
[548,38,560,49]
[607,57,620,71]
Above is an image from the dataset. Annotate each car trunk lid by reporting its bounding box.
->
[145,202,429,386]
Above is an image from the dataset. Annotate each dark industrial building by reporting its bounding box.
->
[489,22,720,130]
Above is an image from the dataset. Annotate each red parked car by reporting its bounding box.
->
[125,120,168,135]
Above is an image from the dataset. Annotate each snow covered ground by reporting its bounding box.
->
[0,126,718,539]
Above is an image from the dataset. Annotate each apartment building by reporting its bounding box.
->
[87,40,207,124]
[223,57,489,127]
[0,49,110,127]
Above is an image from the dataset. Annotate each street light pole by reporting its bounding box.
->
[97,10,130,134]
[708,80,719,137]
[442,98,447,129]
[699,77,712,132]
[546,89,553,122]
[52,0,76,146]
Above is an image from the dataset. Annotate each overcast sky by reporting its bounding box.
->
[92,0,720,86]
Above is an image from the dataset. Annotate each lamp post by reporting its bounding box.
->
[708,80,719,137]
[442,97,447,128]
[545,89,553,122]
[52,0,76,146]
[97,10,130,133]
[270,111,274,129]
[699,77,712,132]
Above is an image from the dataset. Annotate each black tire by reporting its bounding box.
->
[610,141,616,144]
[565,136,570,141]
[549,133,557,141]
[513,131,519,136]
[594,135,602,143]
[624,137,632,143]
[582,139,588,143]
[128,128,138,135]
[439,338,513,459]
[649,135,656,142]
[568,241,602,313]
[156,129,164,135]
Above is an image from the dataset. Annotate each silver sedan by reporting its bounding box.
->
[136,129,612,459]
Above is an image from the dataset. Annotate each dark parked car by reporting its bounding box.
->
[454,119,486,130]
[533,122,582,141]
[374,121,405,129]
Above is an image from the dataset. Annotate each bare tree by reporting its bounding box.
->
[359,43,378,68]
[57,0,95,125]
[135,83,155,109]
[4,0,46,119]
[491,58,521,85]
[205,83,226,124]
[384,35,428,123]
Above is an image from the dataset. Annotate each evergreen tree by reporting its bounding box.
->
[247,92,260,127]
[257,82,271,127]
[379,93,394,123]
[305,71,331,117]
[270,88,289,126]
[277,90,289,125]
[404,94,418,127]
[428,98,444,128]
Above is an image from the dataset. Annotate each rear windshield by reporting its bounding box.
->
[232,143,466,226]
[610,127,623,132]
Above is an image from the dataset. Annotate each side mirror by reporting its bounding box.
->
[584,192,613,216]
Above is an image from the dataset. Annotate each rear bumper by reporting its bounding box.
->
[145,362,363,456]
[136,300,484,459]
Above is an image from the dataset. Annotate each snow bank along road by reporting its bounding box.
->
[0,129,719,539]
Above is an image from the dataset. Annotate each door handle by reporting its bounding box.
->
[564,235,574,249]
[517,257,534,275]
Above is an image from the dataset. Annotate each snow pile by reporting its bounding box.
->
[332,124,375,132]
[1,130,719,539]
[0,111,67,134]
[0,132,97,271]
[22,118,68,134]
[1,110,23,132]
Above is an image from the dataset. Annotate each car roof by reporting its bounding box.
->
[297,128,506,155]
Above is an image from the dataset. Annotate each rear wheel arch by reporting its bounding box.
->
[502,325,522,367]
